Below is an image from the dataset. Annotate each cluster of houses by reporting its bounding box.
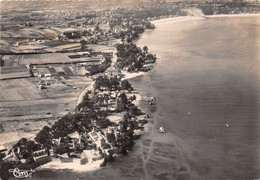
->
[0,141,49,167]
[0,109,145,169]
[29,65,91,89]
[91,89,138,113]
[24,53,112,89]
[32,65,91,78]
[0,64,147,174]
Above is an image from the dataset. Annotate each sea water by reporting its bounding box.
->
[132,16,260,179]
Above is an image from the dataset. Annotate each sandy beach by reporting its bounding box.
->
[122,71,146,81]
[151,13,260,26]
[151,16,205,26]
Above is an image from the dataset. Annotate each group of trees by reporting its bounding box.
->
[121,79,133,91]
[116,42,143,71]
[63,31,82,39]
[94,76,133,91]
[116,112,136,154]
[34,86,118,149]
[9,138,45,161]
[116,43,156,71]
[35,113,95,148]
[35,93,96,147]
[94,76,120,91]
[86,57,111,75]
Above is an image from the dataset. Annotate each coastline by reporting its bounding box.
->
[205,13,260,18]
[134,14,260,179]
[151,16,205,26]
[151,13,260,26]
[67,12,260,178]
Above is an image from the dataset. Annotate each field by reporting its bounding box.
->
[1,52,103,67]
[87,44,115,52]
[0,65,31,80]
[0,76,92,147]
[0,79,41,101]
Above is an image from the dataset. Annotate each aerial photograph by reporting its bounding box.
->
[0,0,259,179]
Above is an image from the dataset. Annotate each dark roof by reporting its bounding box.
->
[47,67,57,74]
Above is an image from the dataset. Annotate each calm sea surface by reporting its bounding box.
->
[132,16,260,179]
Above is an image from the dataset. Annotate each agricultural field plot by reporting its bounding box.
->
[0,79,79,123]
[20,28,46,40]
[62,76,92,84]
[17,54,42,65]
[6,27,60,42]
[0,31,11,38]
[0,39,9,46]
[0,79,42,101]
[41,40,70,47]
[1,56,28,67]
[1,53,72,65]
[62,66,74,76]
[0,72,30,80]
[45,29,59,39]
[99,39,121,47]
[0,114,53,122]
[39,53,72,64]
[0,131,37,148]
[87,44,114,52]
[52,43,81,51]
[0,65,28,74]
[45,76,92,98]
[38,29,57,40]
[4,31,22,38]
[13,44,48,52]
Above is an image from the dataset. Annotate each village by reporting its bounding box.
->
[0,60,155,178]
[0,31,157,178]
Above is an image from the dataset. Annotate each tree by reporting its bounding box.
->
[94,25,100,31]
[129,95,136,102]
[123,112,131,121]
[35,126,52,147]
[142,46,148,53]
[16,138,28,148]
[80,40,87,50]
[76,93,94,111]
[25,140,36,153]
[120,80,132,90]
[118,93,128,106]
[146,53,155,60]
[134,60,143,69]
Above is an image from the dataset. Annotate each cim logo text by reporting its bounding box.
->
[9,168,35,178]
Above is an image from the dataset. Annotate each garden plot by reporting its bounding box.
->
[0,79,41,101]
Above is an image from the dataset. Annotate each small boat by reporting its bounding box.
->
[159,126,166,133]
[226,120,230,127]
